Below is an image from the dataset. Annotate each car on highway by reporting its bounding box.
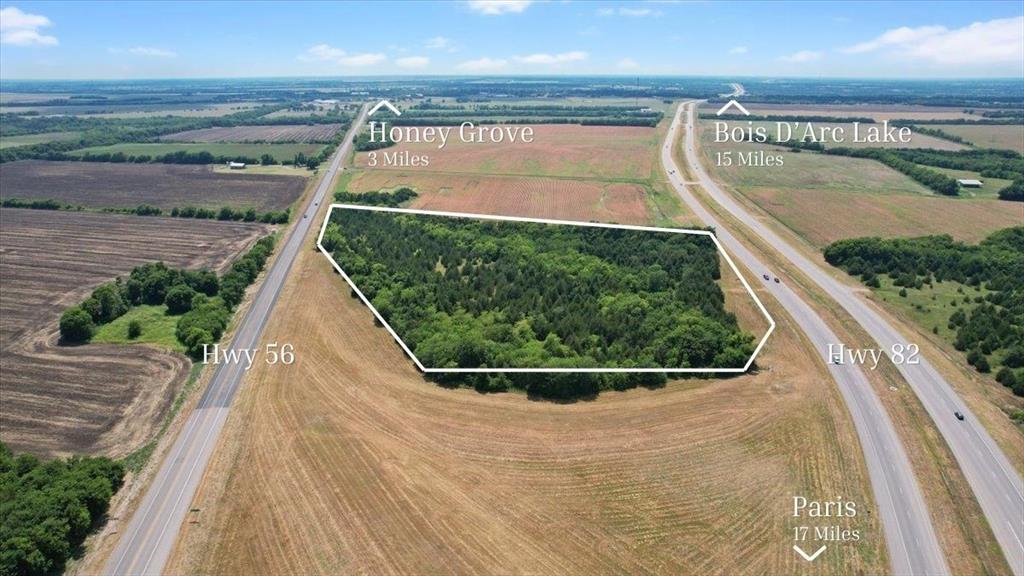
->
[774,277,780,283]
[955,411,965,421]
[763,273,770,281]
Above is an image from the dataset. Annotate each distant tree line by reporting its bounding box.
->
[0,443,124,576]
[322,211,754,398]
[59,236,276,359]
[334,187,418,207]
[0,106,349,165]
[354,132,395,152]
[1,198,290,224]
[824,228,1024,396]
[700,113,877,123]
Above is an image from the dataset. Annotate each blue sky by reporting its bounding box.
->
[1,1,1022,79]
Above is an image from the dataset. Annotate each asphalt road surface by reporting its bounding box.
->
[678,100,1024,574]
[665,102,949,575]
[103,105,368,576]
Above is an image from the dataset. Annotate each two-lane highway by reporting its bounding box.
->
[664,102,948,575]
[676,101,1024,575]
[103,104,368,576]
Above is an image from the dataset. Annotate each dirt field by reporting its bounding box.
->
[0,160,306,212]
[161,124,343,143]
[164,179,884,575]
[354,124,658,180]
[698,125,1022,248]
[346,170,654,224]
[931,124,1024,153]
[0,208,270,458]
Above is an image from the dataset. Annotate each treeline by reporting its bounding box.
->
[894,125,969,145]
[824,228,1024,396]
[59,236,276,358]
[372,105,663,128]
[354,132,395,151]
[0,198,290,224]
[0,443,124,576]
[322,211,754,398]
[701,113,876,123]
[334,187,418,207]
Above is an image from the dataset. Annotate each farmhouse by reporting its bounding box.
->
[957,178,983,188]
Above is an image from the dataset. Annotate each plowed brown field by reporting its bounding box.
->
[0,208,270,457]
[0,160,306,212]
[347,170,652,224]
[168,195,883,575]
[354,124,657,180]
[161,124,343,143]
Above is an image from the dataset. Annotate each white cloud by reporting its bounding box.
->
[728,46,748,54]
[598,7,662,17]
[617,58,639,70]
[128,46,176,58]
[300,44,386,67]
[843,25,946,54]
[303,43,346,61]
[425,36,450,49]
[396,56,430,68]
[467,1,532,15]
[514,51,588,65]
[457,57,508,71]
[339,53,386,66]
[780,50,823,63]
[842,17,1024,66]
[0,7,57,46]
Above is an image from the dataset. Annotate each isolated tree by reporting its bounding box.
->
[60,306,95,343]
[127,319,142,339]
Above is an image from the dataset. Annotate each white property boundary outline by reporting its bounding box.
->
[317,204,775,373]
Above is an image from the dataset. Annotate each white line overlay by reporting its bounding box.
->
[317,204,775,373]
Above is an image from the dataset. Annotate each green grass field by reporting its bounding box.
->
[927,166,1013,198]
[68,142,324,161]
[0,131,83,149]
[92,305,184,352]
[874,277,990,343]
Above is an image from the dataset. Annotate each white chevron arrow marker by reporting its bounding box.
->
[793,544,826,562]
[368,99,401,116]
[716,99,749,116]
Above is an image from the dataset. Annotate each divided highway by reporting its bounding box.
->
[675,100,1024,575]
[103,105,368,576]
[664,103,948,575]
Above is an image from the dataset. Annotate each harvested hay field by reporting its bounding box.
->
[354,124,658,180]
[164,193,883,576]
[345,169,653,224]
[0,160,306,212]
[739,187,1023,248]
[0,208,270,458]
[160,124,343,143]
[931,124,1024,153]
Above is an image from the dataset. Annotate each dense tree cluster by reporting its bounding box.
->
[0,198,289,224]
[334,188,418,207]
[58,236,276,358]
[824,228,1024,395]
[354,132,395,152]
[322,211,753,398]
[0,443,124,576]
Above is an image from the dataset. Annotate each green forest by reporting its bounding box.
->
[0,444,124,576]
[322,210,754,398]
[824,227,1024,396]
